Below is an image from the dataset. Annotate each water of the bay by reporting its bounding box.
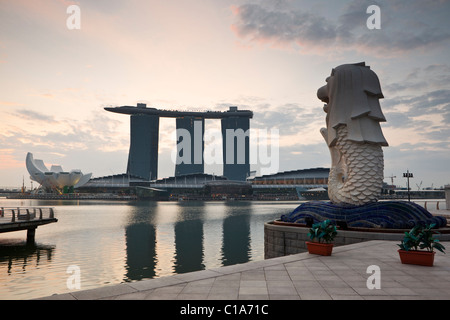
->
[0,198,297,300]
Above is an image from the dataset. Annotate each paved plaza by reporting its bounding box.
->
[38,240,450,301]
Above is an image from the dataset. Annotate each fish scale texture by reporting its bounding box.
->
[328,125,384,205]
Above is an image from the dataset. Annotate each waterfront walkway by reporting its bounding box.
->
[38,240,450,300]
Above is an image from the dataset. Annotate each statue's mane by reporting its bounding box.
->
[324,62,388,147]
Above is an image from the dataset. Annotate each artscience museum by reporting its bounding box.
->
[26,152,92,193]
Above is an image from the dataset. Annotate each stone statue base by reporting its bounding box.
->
[280,201,447,229]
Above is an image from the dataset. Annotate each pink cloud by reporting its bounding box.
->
[0,101,25,107]
[0,149,23,169]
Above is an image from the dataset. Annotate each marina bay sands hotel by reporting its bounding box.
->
[105,103,253,182]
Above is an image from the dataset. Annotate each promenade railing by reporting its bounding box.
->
[0,207,55,223]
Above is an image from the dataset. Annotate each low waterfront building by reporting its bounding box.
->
[248,168,330,200]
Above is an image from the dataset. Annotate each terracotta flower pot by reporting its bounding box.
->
[398,249,435,266]
[306,241,333,256]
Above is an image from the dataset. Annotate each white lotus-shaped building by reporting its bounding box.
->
[26,152,92,190]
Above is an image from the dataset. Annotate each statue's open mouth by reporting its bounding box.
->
[317,85,328,103]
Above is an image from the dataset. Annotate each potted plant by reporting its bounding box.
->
[306,219,337,256]
[398,223,446,266]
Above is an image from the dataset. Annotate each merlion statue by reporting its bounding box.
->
[280,62,447,229]
[317,62,388,205]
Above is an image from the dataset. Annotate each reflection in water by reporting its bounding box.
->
[222,202,251,266]
[174,202,205,274]
[124,203,157,281]
[174,219,204,273]
[122,201,254,279]
[0,239,55,275]
[125,223,156,281]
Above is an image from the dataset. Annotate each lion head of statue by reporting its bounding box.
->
[317,62,388,147]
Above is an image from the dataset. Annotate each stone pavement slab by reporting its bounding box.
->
[36,240,450,301]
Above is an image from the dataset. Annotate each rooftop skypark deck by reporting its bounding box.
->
[104,104,254,119]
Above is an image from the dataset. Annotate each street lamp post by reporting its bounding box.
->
[403,170,413,202]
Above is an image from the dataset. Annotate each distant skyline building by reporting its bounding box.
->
[105,104,253,181]
[175,116,205,177]
[127,105,159,181]
[221,109,251,181]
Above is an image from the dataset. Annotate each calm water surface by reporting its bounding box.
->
[0,198,297,300]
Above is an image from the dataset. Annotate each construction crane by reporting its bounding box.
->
[416,181,422,191]
[385,174,396,186]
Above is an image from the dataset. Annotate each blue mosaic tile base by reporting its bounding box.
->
[280,201,447,229]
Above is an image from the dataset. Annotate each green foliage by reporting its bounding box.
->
[398,223,446,253]
[308,220,337,243]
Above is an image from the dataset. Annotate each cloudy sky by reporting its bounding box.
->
[0,0,449,189]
